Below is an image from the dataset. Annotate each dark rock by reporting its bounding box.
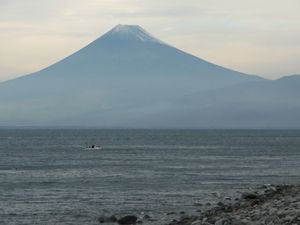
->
[194,203,203,206]
[206,217,216,224]
[232,202,240,208]
[290,214,300,224]
[241,192,259,200]
[217,202,225,207]
[142,214,151,220]
[224,205,233,213]
[250,199,260,206]
[166,212,176,215]
[98,215,117,223]
[142,215,156,221]
[180,211,185,214]
[215,218,225,225]
[118,215,138,225]
[215,218,232,225]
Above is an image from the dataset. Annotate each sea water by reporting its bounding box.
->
[1,129,300,225]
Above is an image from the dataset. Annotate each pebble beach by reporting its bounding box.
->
[167,184,300,225]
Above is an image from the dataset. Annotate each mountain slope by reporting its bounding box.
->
[0,24,270,127]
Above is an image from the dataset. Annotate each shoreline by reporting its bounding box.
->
[166,184,300,225]
[98,184,300,225]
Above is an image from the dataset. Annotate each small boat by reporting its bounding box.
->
[85,145,102,150]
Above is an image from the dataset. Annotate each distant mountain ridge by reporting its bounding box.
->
[0,25,299,128]
[136,74,300,128]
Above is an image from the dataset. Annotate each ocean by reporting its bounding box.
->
[1,129,300,225]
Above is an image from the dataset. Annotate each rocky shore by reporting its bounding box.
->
[169,184,300,225]
[98,184,300,225]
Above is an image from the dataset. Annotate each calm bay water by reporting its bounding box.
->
[0,129,300,225]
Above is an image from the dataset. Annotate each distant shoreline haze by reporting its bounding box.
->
[0,25,299,128]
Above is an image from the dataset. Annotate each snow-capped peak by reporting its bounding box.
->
[103,24,166,45]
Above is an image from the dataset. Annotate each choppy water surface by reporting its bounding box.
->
[1,129,300,225]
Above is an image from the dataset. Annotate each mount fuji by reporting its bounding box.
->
[1,25,299,128]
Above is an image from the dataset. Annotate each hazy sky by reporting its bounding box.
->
[1,0,300,81]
